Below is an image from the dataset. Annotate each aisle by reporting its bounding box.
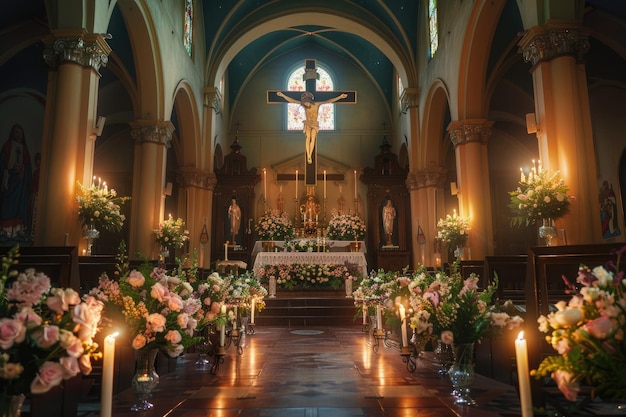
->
[93,326,523,417]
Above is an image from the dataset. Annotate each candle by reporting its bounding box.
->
[399,304,408,348]
[354,170,357,199]
[323,170,327,198]
[362,303,367,325]
[515,331,533,417]
[251,298,256,324]
[101,332,119,417]
[295,170,298,198]
[224,241,229,261]
[520,167,525,182]
[263,168,267,200]
[376,304,383,330]
[220,304,227,346]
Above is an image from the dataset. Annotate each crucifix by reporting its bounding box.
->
[267,59,357,186]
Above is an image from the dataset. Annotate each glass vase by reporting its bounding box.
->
[131,348,160,411]
[345,278,353,298]
[83,224,100,256]
[1,394,25,417]
[538,218,557,246]
[434,338,455,376]
[449,342,476,405]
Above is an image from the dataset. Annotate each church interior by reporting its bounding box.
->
[1,0,626,416]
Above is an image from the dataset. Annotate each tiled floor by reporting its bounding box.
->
[82,325,526,417]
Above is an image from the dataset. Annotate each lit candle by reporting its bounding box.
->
[515,331,533,417]
[101,332,119,417]
[220,304,226,346]
[520,167,525,182]
[376,304,383,330]
[251,298,256,324]
[323,170,327,199]
[295,170,298,198]
[224,241,229,260]
[354,170,357,199]
[399,304,408,348]
[263,168,267,201]
[362,303,367,325]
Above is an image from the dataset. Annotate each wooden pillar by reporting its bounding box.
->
[518,21,601,244]
[129,120,174,260]
[448,119,494,260]
[37,31,110,247]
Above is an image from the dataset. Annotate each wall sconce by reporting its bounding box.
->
[526,113,540,134]
[450,182,459,196]
[93,116,106,137]
[163,182,173,197]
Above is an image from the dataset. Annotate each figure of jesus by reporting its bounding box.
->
[276,91,348,164]
[382,199,396,246]
[228,198,241,244]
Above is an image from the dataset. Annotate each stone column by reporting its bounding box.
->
[129,120,174,259]
[37,30,110,246]
[448,119,494,260]
[518,21,600,244]
[177,167,217,268]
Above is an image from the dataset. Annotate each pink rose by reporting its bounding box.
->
[15,306,42,328]
[0,318,26,350]
[78,354,93,375]
[147,313,167,332]
[128,270,145,287]
[150,283,169,302]
[165,330,182,344]
[584,316,613,339]
[211,302,221,314]
[551,370,580,401]
[168,294,184,312]
[132,334,147,350]
[32,325,60,349]
[165,344,184,357]
[440,330,454,345]
[177,313,189,328]
[30,361,64,394]
[59,356,80,377]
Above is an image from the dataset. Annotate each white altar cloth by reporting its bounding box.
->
[253,252,368,278]
[251,240,366,259]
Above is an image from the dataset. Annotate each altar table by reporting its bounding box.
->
[251,240,366,259]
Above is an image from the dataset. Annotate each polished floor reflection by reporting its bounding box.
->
[99,326,523,417]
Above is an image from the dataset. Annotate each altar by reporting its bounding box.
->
[252,245,368,297]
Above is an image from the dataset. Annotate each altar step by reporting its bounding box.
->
[255,293,359,326]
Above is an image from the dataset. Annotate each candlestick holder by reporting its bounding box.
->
[323,197,327,226]
[354,198,359,216]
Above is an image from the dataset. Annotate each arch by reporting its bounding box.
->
[419,79,451,169]
[116,0,166,120]
[172,80,202,167]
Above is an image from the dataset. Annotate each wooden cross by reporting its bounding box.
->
[267,59,357,186]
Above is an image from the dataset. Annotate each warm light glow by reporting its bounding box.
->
[518,331,524,340]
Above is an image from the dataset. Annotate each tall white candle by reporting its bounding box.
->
[101,332,119,417]
[362,303,367,325]
[251,298,256,324]
[515,331,533,417]
[224,241,229,260]
[263,168,267,200]
[399,304,408,348]
[220,304,227,346]
[354,170,357,199]
[295,170,298,198]
[323,170,327,198]
[376,304,383,330]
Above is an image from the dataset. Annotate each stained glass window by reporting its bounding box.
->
[184,0,193,57]
[428,0,438,58]
[286,66,335,130]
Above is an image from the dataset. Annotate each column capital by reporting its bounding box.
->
[400,87,419,114]
[204,87,222,114]
[518,21,590,67]
[406,168,447,190]
[130,120,175,146]
[43,30,111,73]
[177,167,217,190]
[447,119,494,147]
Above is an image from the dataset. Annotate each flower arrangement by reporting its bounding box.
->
[407,263,523,345]
[155,214,190,249]
[89,246,202,357]
[255,210,295,241]
[509,160,571,226]
[76,180,130,232]
[0,246,103,414]
[436,211,470,250]
[284,238,329,252]
[326,212,366,241]
[352,269,398,301]
[531,247,626,401]
[256,262,361,290]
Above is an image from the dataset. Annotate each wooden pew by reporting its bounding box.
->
[0,245,79,290]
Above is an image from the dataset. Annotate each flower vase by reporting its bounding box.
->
[434,339,455,375]
[1,394,25,417]
[262,241,275,252]
[345,278,353,298]
[538,218,557,246]
[83,224,100,256]
[130,348,160,411]
[195,326,213,367]
[448,342,476,405]
[160,246,170,261]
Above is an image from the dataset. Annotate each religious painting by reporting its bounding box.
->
[599,180,621,239]
[0,90,45,246]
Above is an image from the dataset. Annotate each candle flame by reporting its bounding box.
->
[518,331,524,340]
[106,331,120,339]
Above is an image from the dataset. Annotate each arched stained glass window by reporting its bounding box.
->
[184,0,193,57]
[428,0,438,58]
[286,66,336,130]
